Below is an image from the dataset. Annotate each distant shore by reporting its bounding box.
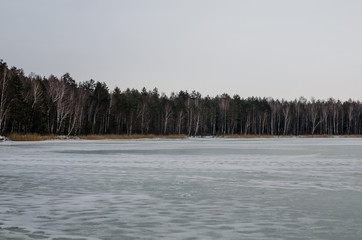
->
[1,133,188,141]
[1,133,362,142]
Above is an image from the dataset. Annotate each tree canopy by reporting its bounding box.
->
[1,60,362,136]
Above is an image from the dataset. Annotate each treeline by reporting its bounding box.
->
[1,60,362,136]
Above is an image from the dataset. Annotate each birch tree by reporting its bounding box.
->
[0,67,8,133]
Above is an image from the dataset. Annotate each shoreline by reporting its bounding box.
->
[1,133,188,142]
[1,133,362,142]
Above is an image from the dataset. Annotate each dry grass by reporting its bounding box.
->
[161,134,188,139]
[295,134,362,138]
[334,135,362,138]
[223,134,362,138]
[299,134,333,138]
[222,134,276,138]
[5,133,188,141]
[4,133,187,141]
[5,133,362,141]
[7,133,58,141]
[78,134,188,140]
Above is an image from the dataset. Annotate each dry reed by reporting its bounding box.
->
[78,134,188,140]
[4,133,188,141]
[222,134,276,138]
[5,133,361,141]
[223,134,362,138]
[7,133,58,141]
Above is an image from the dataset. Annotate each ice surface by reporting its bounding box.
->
[1,138,362,239]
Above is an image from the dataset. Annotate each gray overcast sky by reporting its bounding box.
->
[1,0,362,100]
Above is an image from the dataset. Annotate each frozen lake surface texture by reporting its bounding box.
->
[1,138,362,240]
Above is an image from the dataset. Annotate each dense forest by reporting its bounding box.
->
[1,60,362,136]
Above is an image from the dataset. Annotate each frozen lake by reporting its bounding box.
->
[1,138,362,240]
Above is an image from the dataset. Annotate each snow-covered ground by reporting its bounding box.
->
[1,138,362,239]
